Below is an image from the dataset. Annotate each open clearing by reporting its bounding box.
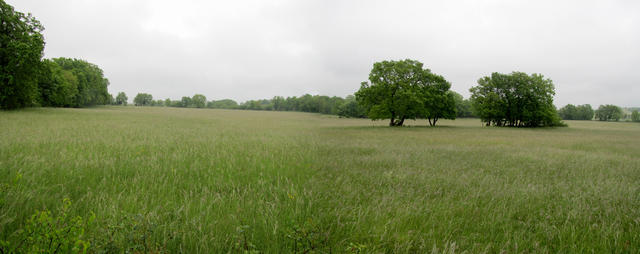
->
[1,107,639,253]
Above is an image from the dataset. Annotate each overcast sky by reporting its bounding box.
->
[10,0,640,106]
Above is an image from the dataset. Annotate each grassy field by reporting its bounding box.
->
[1,106,639,253]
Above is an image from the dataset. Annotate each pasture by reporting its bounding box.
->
[1,107,639,253]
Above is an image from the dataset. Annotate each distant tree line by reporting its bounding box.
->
[557,104,639,122]
[594,104,623,122]
[557,104,594,120]
[125,92,369,118]
[122,88,475,121]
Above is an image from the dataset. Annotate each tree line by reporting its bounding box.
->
[557,104,639,122]
[0,1,111,109]
[124,92,369,118]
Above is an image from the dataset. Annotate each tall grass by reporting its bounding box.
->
[1,107,639,252]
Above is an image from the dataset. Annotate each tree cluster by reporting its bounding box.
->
[632,110,640,122]
[451,91,474,118]
[557,104,594,120]
[115,92,127,106]
[594,104,623,121]
[355,59,456,126]
[470,72,564,127]
[242,94,349,115]
[39,58,111,107]
[1,2,110,109]
[133,93,153,106]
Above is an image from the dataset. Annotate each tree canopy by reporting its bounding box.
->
[191,94,207,108]
[51,58,110,107]
[115,92,127,105]
[451,91,474,118]
[594,104,623,121]
[632,110,640,122]
[0,1,45,109]
[133,93,153,106]
[355,59,455,126]
[37,59,78,107]
[558,104,594,120]
[470,72,564,127]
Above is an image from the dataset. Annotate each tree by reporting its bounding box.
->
[115,92,128,105]
[133,93,153,106]
[451,91,473,118]
[470,72,564,127]
[558,104,593,120]
[207,99,238,109]
[595,104,623,121]
[356,59,454,126]
[576,104,594,120]
[272,96,285,111]
[37,59,78,107]
[152,99,164,106]
[52,58,110,107]
[422,80,456,126]
[180,96,192,107]
[558,104,577,120]
[337,95,366,118]
[191,94,206,108]
[632,110,640,122]
[165,98,171,107]
[0,1,45,109]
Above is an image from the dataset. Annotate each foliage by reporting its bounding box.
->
[356,59,455,126]
[632,110,640,122]
[115,92,127,106]
[37,59,78,107]
[0,1,110,109]
[558,104,594,120]
[180,96,192,108]
[469,72,564,127]
[231,225,259,253]
[207,99,238,109]
[451,91,474,118]
[423,87,456,126]
[595,104,623,121]
[337,95,366,118]
[133,93,153,106]
[1,199,93,254]
[285,219,330,253]
[0,0,45,109]
[36,58,110,108]
[90,213,166,253]
[125,92,362,118]
[51,58,110,107]
[191,94,206,108]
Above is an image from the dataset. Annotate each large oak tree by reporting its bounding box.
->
[355,59,455,126]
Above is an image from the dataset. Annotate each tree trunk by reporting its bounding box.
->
[389,113,396,126]
[432,117,438,126]
[397,117,405,126]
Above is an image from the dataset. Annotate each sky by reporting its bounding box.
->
[9,0,640,106]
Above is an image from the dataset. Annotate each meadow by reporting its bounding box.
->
[1,106,639,253]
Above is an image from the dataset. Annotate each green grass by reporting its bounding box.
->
[1,106,639,253]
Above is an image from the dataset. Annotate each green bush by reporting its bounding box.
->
[1,199,93,254]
